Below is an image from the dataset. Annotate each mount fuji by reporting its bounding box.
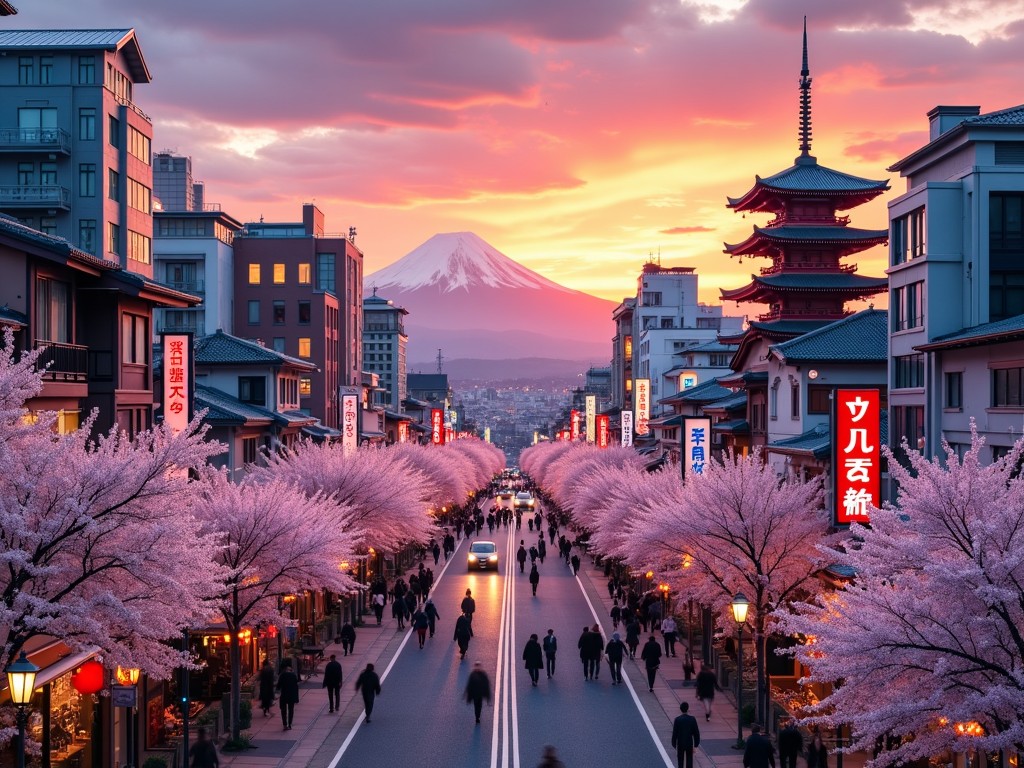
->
[364,232,615,371]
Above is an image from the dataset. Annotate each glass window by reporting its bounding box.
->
[79,163,96,197]
[272,301,285,325]
[128,126,151,164]
[79,108,96,140]
[317,253,335,292]
[993,367,1024,407]
[108,168,119,201]
[790,382,800,419]
[40,217,56,236]
[128,230,151,264]
[108,115,120,147]
[40,162,56,185]
[298,263,311,284]
[891,207,926,266]
[641,291,662,307]
[121,313,148,364]
[273,263,285,284]
[299,377,312,397]
[39,56,53,84]
[242,436,259,464]
[35,277,70,343]
[298,338,311,358]
[272,337,286,353]
[944,371,963,410]
[18,107,57,130]
[894,354,925,389]
[248,264,261,284]
[892,282,924,331]
[79,220,97,254]
[238,376,266,406]
[128,178,151,213]
[247,300,260,325]
[17,162,33,186]
[298,301,311,325]
[78,55,96,84]
[18,57,33,85]
[108,222,120,255]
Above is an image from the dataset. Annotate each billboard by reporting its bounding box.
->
[683,418,711,479]
[431,409,445,445]
[161,333,193,436]
[833,389,880,525]
[570,410,581,441]
[484,427,491,443]
[341,393,359,455]
[585,395,596,444]
[634,379,650,435]
[621,410,633,447]
[596,414,610,448]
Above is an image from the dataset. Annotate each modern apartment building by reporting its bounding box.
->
[0,29,156,276]
[610,297,635,410]
[362,289,408,410]
[233,204,363,429]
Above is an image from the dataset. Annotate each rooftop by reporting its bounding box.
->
[194,330,317,370]
[769,308,888,363]
[915,312,1024,351]
[0,29,150,82]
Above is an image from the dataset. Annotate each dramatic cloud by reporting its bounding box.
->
[662,226,716,234]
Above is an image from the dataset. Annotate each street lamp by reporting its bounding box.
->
[731,592,750,749]
[6,651,39,768]
[116,666,141,768]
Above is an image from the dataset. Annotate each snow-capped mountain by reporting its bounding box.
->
[365,232,615,365]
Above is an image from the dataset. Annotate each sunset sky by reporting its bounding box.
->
[11,1,1024,304]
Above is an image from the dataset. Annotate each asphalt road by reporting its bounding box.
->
[319,501,673,768]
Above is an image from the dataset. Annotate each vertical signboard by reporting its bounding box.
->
[682,418,711,480]
[596,415,610,448]
[570,410,581,441]
[397,421,409,444]
[445,426,455,443]
[431,409,445,445]
[634,379,650,436]
[621,410,634,447]
[585,395,596,444]
[161,333,193,435]
[833,389,880,525]
[484,427,491,443]
[341,393,359,455]
[558,429,571,442]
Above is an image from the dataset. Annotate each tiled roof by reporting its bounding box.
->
[195,385,275,426]
[754,273,888,290]
[686,340,738,353]
[916,312,1024,351]
[649,414,684,428]
[769,309,888,363]
[0,304,27,327]
[769,410,888,459]
[718,371,769,387]
[302,424,342,441]
[727,156,888,209]
[194,330,316,370]
[890,104,1024,172]
[703,391,748,412]
[713,418,750,434]
[752,225,889,242]
[747,319,836,337]
[964,104,1024,126]
[0,29,150,82]
[659,377,731,404]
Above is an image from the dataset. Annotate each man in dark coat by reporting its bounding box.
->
[355,663,381,723]
[523,633,544,686]
[671,701,701,768]
[778,719,803,768]
[322,654,343,713]
[461,589,476,624]
[584,623,604,679]
[339,622,356,656]
[542,629,557,678]
[454,612,474,659]
[605,632,626,684]
[578,626,593,680]
[188,727,219,768]
[517,541,528,573]
[695,664,718,721]
[412,606,429,648]
[465,661,491,724]
[276,661,299,730]
[529,563,540,596]
[570,553,581,576]
[424,598,441,637]
[258,660,275,716]
[640,634,662,692]
[744,724,776,768]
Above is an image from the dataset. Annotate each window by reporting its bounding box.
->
[299,377,312,397]
[18,57,33,85]
[945,371,963,410]
[108,222,120,255]
[121,313,148,364]
[770,378,779,420]
[894,354,925,389]
[242,437,259,464]
[272,337,286,353]
[790,382,800,419]
[79,220,97,254]
[317,253,336,292]
[108,169,120,201]
[298,263,311,284]
[248,264,261,284]
[40,56,53,84]
[35,277,70,343]
[808,386,831,414]
[993,366,1024,407]
[892,405,925,451]
[891,207,926,266]
[298,338,311,358]
[17,162,33,186]
[273,263,285,284]
[18,107,57,132]
[892,282,924,331]
[989,273,1024,322]
[40,162,56,185]
[128,178,151,213]
[127,126,151,164]
[709,353,730,367]
[78,55,96,84]
[247,300,260,325]
[128,230,151,264]
[78,108,96,140]
[298,301,311,324]
[108,115,120,147]
[79,163,96,197]
[989,193,1024,322]
[696,317,721,329]
[641,291,662,307]
[40,217,56,236]
[272,301,286,325]
[751,402,765,432]
[238,376,266,406]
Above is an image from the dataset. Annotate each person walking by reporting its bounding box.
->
[536,745,566,768]
[744,724,776,768]
[257,660,275,717]
[610,600,622,629]
[517,541,528,574]
[605,632,626,685]
[570,553,581,576]
[465,661,492,724]
[392,593,406,630]
[671,702,701,768]
[372,592,385,625]
[323,654,343,713]
[578,626,593,680]
[586,623,603,679]
[432,539,441,565]
[461,588,476,624]
[523,633,544,686]
[625,616,641,659]
[661,615,678,657]
[641,634,662,692]
[355,663,381,724]
[454,611,474,659]
[806,730,828,768]
[188,726,219,768]
[339,621,356,656]
[779,719,804,768]
[695,663,719,721]
[412,606,429,648]
[538,537,546,564]
[276,660,299,730]
[529,563,540,596]
[542,629,557,678]
[424,598,441,637]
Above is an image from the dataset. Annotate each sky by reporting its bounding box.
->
[10,0,1024,304]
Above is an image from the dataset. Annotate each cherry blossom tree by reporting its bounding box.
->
[193,471,357,742]
[780,426,1024,765]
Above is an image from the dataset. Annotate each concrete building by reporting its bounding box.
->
[362,289,408,411]
[610,298,635,410]
[153,151,204,212]
[886,103,1024,462]
[232,204,363,429]
[0,29,156,277]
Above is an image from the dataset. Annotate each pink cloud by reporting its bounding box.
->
[661,226,715,235]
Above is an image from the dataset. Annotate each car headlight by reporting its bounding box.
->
[488,555,498,562]
[469,555,478,562]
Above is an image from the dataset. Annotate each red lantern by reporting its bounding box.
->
[70,660,105,695]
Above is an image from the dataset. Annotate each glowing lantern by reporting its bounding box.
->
[70,660,105,695]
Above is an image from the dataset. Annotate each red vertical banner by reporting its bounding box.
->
[570,410,580,441]
[398,421,409,443]
[833,389,880,525]
[596,415,610,448]
[431,409,445,444]
[445,426,455,443]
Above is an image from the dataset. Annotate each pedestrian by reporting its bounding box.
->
[412,606,429,648]
[641,634,662,692]
[354,662,381,724]
[454,611,474,659]
[610,600,622,629]
[542,628,557,678]
[671,702,701,768]
[323,654,342,713]
[372,592,385,625]
[779,719,804,768]
[529,562,540,596]
[529,517,535,532]
[625,616,641,659]
[461,588,476,624]
[257,660,275,717]
[465,661,492,724]
[536,745,566,768]
[339,621,356,656]
[806,730,828,768]
[605,631,626,685]
[537,537,546,563]
[276,660,299,730]
[586,623,603,679]
[578,626,593,680]
[662,615,678,657]
[695,663,718,721]
[743,724,776,768]
[424,598,441,637]
[523,633,544,686]
[570,553,581,576]
[188,726,219,768]
[392,594,406,630]
[517,541,528,573]
[432,539,441,565]
[683,652,695,682]
[548,523,557,545]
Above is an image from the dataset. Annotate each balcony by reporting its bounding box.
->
[34,340,89,382]
[0,185,71,210]
[757,308,851,322]
[760,262,857,276]
[0,127,72,154]
[166,279,204,296]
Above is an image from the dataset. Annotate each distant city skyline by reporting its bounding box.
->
[10,0,1024,302]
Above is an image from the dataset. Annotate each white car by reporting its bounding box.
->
[514,491,535,510]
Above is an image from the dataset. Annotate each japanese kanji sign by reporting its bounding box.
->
[161,333,193,436]
[634,379,650,436]
[342,393,359,455]
[431,408,445,445]
[570,410,580,441]
[398,421,409,443]
[834,389,880,525]
[683,418,711,480]
[621,410,633,447]
[585,395,596,444]
[596,414,610,448]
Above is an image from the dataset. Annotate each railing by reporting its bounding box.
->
[158,321,201,334]
[0,185,71,209]
[765,214,851,227]
[0,127,71,153]
[760,262,858,276]
[34,340,89,382]
[757,308,851,322]
[112,93,151,122]
[365,323,404,333]
[166,280,204,295]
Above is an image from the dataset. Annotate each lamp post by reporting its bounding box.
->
[6,651,40,768]
[116,666,141,768]
[731,592,750,750]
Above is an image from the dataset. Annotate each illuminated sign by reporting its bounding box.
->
[624,335,632,358]
[679,370,698,390]
[833,389,880,525]
[161,333,193,435]
[621,410,633,447]
[634,379,650,436]
[596,415,610,448]
[570,410,580,441]
[431,409,445,445]
[585,395,596,444]
[683,418,711,479]
[484,427,491,443]
[342,393,359,455]
[397,421,409,444]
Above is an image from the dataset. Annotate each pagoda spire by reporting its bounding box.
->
[798,16,813,159]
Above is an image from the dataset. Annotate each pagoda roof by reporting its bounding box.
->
[724,225,889,256]
[659,377,732,405]
[768,309,888,363]
[721,272,888,302]
[727,155,889,213]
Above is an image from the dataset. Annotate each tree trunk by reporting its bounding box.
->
[229,588,242,743]
[754,612,768,726]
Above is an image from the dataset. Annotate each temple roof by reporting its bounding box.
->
[720,272,888,302]
[727,156,889,214]
[724,224,889,256]
[768,308,888,363]
[713,418,750,434]
[703,391,748,413]
[659,377,732,405]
